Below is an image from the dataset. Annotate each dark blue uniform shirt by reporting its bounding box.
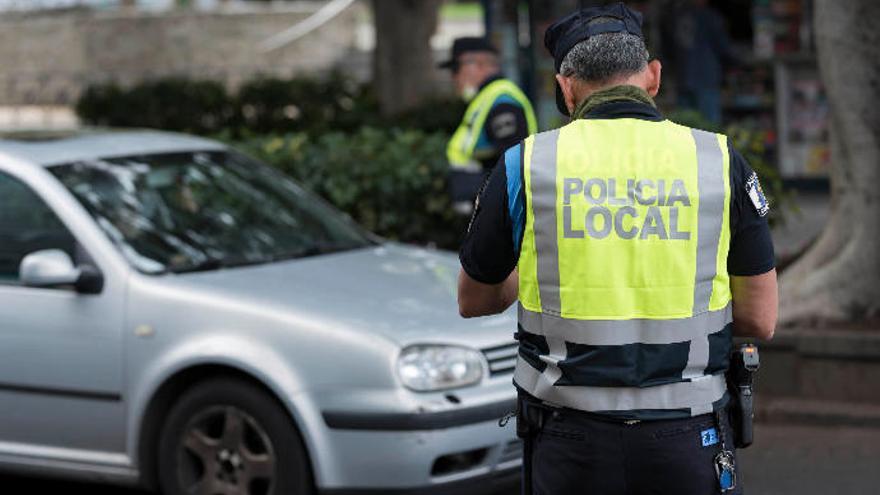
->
[460,101,776,284]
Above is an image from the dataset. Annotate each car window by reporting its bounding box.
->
[48,151,375,274]
[0,171,77,284]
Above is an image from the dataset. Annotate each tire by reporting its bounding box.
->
[158,377,313,495]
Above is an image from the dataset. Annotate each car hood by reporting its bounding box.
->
[156,243,517,349]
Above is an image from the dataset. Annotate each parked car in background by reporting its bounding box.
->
[0,130,521,495]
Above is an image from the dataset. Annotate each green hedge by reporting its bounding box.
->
[76,78,232,135]
[231,128,468,249]
[76,75,465,136]
[231,76,377,134]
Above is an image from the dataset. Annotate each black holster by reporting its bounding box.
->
[726,344,760,449]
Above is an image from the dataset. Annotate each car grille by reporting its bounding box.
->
[482,342,518,376]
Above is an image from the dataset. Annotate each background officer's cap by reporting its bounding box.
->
[438,37,499,72]
[544,2,644,116]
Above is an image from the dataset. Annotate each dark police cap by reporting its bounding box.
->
[544,2,644,116]
[438,37,499,71]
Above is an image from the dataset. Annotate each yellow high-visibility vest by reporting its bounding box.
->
[446,79,537,170]
[514,118,733,417]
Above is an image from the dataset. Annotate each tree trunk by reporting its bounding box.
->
[778,0,880,326]
[371,0,443,116]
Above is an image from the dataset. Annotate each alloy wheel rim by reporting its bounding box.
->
[177,405,277,495]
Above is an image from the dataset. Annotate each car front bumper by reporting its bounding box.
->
[309,380,521,492]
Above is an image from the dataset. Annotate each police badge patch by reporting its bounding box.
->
[490,112,518,139]
[745,172,770,217]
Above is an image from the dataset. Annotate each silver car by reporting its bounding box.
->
[0,130,521,495]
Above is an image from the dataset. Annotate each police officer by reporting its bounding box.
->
[457,4,777,494]
[439,37,538,214]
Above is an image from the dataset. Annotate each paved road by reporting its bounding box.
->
[736,424,879,495]
[2,424,876,495]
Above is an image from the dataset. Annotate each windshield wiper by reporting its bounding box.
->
[166,242,360,273]
[168,257,227,274]
[271,242,359,262]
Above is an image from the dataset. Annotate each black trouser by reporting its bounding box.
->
[525,408,743,495]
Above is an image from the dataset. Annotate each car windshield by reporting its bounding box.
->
[48,150,374,274]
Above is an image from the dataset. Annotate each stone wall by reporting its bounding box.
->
[0,2,364,105]
[750,328,880,427]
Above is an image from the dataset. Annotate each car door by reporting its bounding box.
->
[0,169,126,461]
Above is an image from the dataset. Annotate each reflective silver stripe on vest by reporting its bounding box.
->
[691,128,725,313]
[529,129,562,314]
[518,303,732,346]
[686,129,727,379]
[514,358,727,414]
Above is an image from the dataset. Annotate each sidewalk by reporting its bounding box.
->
[738,423,879,494]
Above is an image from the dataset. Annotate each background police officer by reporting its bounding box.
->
[457,3,778,494]
[439,37,537,214]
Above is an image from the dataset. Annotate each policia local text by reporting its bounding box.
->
[562,177,692,240]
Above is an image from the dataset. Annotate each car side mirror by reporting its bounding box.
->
[19,249,104,294]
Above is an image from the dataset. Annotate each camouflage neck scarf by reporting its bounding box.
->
[572,85,656,120]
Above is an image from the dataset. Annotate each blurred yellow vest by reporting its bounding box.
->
[446,79,537,170]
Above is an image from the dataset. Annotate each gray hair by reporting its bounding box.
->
[559,18,649,84]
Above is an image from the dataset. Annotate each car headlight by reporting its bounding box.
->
[397,345,485,392]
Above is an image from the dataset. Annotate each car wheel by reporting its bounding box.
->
[158,377,312,495]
